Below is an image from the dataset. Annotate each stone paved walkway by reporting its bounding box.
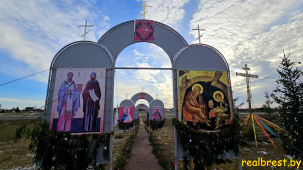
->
[125,122,162,170]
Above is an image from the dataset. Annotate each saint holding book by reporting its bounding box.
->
[57,72,81,132]
[82,72,101,131]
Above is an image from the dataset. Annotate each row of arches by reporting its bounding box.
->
[118,92,165,123]
[45,19,233,162]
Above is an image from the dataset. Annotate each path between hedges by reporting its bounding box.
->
[125,121,162,170]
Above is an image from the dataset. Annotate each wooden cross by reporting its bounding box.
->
[78,20,94,41]
[236,64,258,146]
[155,94,159,99]
[192,25,205,44]
[236,64,258,114]
[125,93,129,99]
[141,87,144,92]
[138,1,152,19]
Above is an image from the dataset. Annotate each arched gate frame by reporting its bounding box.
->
[131,92,154,119]
[130,92,154,105]
[134,103,148,119]
[44,20,236,168]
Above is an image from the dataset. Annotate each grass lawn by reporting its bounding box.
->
[111,125,135,168]
[0,119,41,169]
[0,113,300,170]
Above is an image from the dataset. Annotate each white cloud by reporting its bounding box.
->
[2,0,302,110]
[189,0,303,108]
[146,44,172,67]
[115,70,173,108]
[152,73,173,107]
[103,15,110,21]
[83,0,98,7]
[134,69,159,83]
[132,68,173,107]
[133,49,144,56]
[114,42,174,107]
[190,0,302,54]
[0,0,110,82]
[0,23,52,71]
[142,0,191,28]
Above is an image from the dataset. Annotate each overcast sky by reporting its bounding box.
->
[0,0,302,110]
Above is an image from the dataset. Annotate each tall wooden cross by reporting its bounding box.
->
[192,25,205,44]
[236,64,258,112]
[125,93,129,99]
[138,1,152,19]
[141,87,144,92]
[155,94,159,99]
[78,20,94,41]
[236,64,258,146]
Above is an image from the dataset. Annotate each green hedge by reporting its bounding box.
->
[15,121,112,170]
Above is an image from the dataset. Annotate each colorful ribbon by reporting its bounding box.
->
[241,114,251,126]
[251,114,258,147]
[253,115,277,149]
[256,115,286,132]
[256,116,283,143]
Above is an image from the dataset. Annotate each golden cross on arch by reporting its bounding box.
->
[78,20,94,41]
[138,1,152,19]
[192,25,205,44]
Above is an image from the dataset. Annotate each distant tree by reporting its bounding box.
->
[262,90,274,120]
[1,109,4,113]
[16,107,20,113]
[271,50,303,159]
[233,96,244,113]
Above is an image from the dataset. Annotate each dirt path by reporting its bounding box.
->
[125,122,162,170]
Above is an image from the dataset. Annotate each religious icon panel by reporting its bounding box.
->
[120,106,134,123]
[139,92,146,99]
[49,68,106,134]
[151,107,164,122]
[177,70,233,132]
[134,20,154,42]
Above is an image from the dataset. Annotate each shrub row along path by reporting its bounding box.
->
[125,121,162,170]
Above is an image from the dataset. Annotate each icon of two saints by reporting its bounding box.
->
[57,72,101,132]
[181,71,232,130]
